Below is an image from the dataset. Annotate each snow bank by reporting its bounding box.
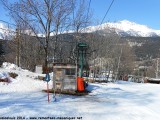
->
[0,72,9,79]
[0,62,50,93]
[2,62,21,70]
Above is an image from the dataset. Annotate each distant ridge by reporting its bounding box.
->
[1,20,160,38]
[83,20,160,37]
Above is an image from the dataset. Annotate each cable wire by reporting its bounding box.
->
[0,20,16,27]
[101,0,115,24]
[87,0,91,19]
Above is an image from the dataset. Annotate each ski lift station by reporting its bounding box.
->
[52,42,89,93]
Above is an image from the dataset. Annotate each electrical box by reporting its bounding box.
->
[53,63,77,91]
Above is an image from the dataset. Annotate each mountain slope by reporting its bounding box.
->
[1,20,160,37]
[0,23,15,39]
[84,20,160,37]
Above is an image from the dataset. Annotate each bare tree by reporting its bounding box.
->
[73,0,90,33]
[52,0,92,63]
[51,0,72,62]
[117,43,135,76]
[1,0,74,67]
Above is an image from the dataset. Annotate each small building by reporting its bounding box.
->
[53,63,77,91]
[147,78,160,84]
[35,65,43,74]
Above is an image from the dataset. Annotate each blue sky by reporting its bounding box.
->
[0,0,160,29]
[91,0,160,29]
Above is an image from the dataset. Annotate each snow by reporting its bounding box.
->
[106,20,160,37]
[82,20,160,37]
[1,20,160,38]
[1,63,160,120]
[149,78,160,81]
[0,72,10,79]
[0,23,15,39]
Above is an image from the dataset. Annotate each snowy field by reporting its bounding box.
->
[1,63,160,120]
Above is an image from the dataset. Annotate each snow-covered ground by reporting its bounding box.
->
[1,63,160,120]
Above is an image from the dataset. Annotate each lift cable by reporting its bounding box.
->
[100,0,115,24]
[86,0,91,20]
[0,19,16,27]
